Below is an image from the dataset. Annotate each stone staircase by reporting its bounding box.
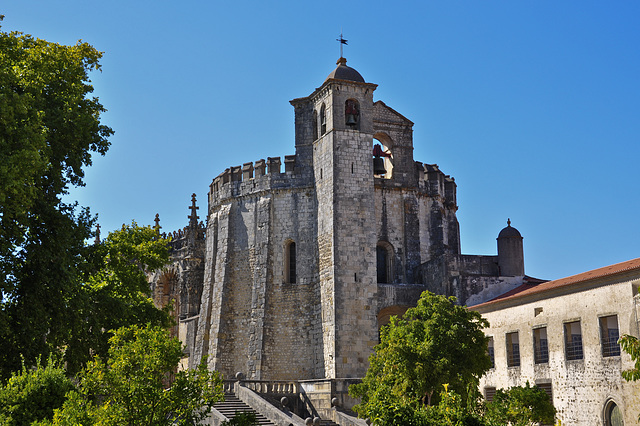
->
[213,393,276,425]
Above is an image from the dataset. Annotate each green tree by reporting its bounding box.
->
[484,382,555,426]
[349,291,491,424]
[0,356,74,425]
[0,20,113,377]
[63,222,173,374]
[619,334,640,421]
[51,324,224,425]
[221,411,258,426]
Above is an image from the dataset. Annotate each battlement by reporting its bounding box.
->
[208,155,309,206]
[415,161,457,207]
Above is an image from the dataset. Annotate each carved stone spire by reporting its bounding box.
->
[188,193,199,229]
[154,213,161,233]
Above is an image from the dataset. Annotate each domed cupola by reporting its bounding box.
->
[325,57,365,83]
[497,219,525,276]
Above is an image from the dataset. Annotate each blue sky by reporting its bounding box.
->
[3,1,639,281]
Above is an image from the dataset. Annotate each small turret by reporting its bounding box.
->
[497,218,524,276]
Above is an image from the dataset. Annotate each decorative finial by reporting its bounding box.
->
[154,213,161,233]
[336,31,347,59]
[188,193,199,228]
[507,218,511,227]
[94,223,101,244]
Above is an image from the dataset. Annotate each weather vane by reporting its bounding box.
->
[336,31,347,58]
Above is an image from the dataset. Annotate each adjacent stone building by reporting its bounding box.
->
[475,257,640,426]
[150,57,531,382]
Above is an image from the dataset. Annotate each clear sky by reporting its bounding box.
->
[2,1,639,281]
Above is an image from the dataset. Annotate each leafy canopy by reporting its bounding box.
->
[484,382,555,426]
[63,222,173,373]
[349,291,491,424]
[0,20,112,377]
[50,324,224,426]
[0,356,74,426]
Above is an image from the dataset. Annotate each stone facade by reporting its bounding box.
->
[151,57,530,382]
[475,258,640,425]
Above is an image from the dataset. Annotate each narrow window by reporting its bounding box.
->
[506,332,520,367]
[320,104,327,135]
[564,321,583,360]
[533,327,549,364]
[312,110,318,140]
[376,243,393,284]
[487,337,495,368]
[285,241,296,284]
[351,162,354,174]
[600,315,621,357]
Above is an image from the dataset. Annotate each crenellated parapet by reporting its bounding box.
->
[417,162,457,208]
[208,155,310,206]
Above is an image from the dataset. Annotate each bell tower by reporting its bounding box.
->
[292,57,380,378]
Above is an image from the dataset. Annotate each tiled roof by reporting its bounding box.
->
[472,257,640,310]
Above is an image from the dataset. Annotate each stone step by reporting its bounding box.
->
[213,394,276,425]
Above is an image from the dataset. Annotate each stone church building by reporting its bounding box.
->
[149,57,533,384]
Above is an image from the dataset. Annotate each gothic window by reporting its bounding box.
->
[345,99,359,129]
[600,315,621,357]
[312,110,318,140]
[506,331,520,367]
[285,241,296,284]
[533,327,549,364]
[564,321,583,360]
[320,104,327,135]
[376,242,393,283]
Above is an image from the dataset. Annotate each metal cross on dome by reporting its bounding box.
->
[336,32,347,58]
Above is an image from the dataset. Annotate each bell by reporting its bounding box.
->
[373,157,386,175]
[346,114,357,125]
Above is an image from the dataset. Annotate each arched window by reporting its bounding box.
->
[320,104,327,135]
[312,110,318,140]
[345,99,359,129]
[285,241,296,284]
[376,241,393,283]
[604,400,624,426]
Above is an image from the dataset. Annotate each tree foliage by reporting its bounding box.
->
[0,356,74,426]
[0,21,113,377]
[619,334,640,421]
[63,222,173,374]
[484,382,555,426]
[349,291,491,424]
[50,324,224,425]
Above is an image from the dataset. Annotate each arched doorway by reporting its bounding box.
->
[604,399,624,426]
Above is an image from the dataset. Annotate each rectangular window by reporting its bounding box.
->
[484,387,496,402]
[506,332,520,367]
[564,321,583,360]
[533,327,549,364]
[488,337,495,368]
[600,315,621,357]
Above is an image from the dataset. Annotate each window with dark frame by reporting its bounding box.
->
[506,332,520,367]
[533,327,549,364]
[600,315,621,357]
[488,337,495,368]
[285,241,296,284]
[564,321,583,361]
